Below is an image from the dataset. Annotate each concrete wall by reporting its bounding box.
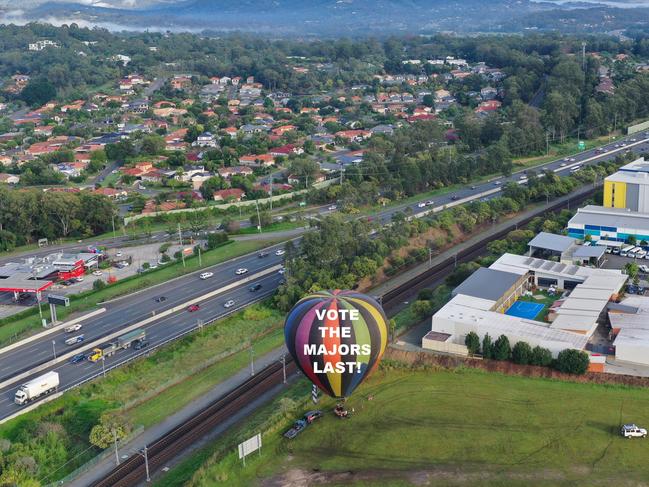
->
[421,335,468,357]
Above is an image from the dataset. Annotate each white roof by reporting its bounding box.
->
[620,296,649,312]
[550,314,599,334]
[450,293,495,311]
[568,287,614,300]
[609,313,649,330]
[614,327,649,349]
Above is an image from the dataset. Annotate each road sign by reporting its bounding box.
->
[238,433,262,466]
[47,295,70,307]
[578,140,586,150]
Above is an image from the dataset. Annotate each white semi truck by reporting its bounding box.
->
[14,371,60,405]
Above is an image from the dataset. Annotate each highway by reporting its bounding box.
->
[0,132,648,420]
[0,244,286,420]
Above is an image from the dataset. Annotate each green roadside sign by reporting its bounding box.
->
[578,140,586,151]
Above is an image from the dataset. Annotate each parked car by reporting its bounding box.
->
[65,335,84,346]
[187,304,200,312]
[235,268,248,275]
[155,296,167,303]
[283,419,307,439]
[304,410,323,424]
[621,424,647,438]
[92,270,103,276]
[223,299,235,308]
[69,353,87,364]
[640,264,649,273]
[275,249,286,256]
[116,251,123,257]
[64,324,83,333]
[249,283,262,292]
[133,340,149,350]
[200,272,214,280]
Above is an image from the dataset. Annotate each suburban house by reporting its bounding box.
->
[0,173,20,184]
[239,154,275,167]
[269,144,304,157]
[213,188,245,202]
[218,166,253,179]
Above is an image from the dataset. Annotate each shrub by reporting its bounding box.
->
[417,288,434,301]
[512,341,532,365]
[554,349,589,375]
[412,300,433,319]
[482,333,494,359]
[493,334,511,361]
[207,232,228,250]
[93,280,107,291]
[531,346,553,367]
[464,332,480,355]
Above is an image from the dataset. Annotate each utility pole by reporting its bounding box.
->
[255,200,262,234]
[198,246,202,267]
[52,340,56,360]
[112,214,116,239]
[269,174,273,211]
[249,345,255,376]
[140,445,151,482]
[281,354,286,384]
[546,132,550,156]
[177,223,182,246]
[582,41,587,71]
[113,429,120,466]
[428,248,432,267]
[102,356,107,378]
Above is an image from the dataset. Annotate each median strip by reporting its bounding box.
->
[0,264,282,393]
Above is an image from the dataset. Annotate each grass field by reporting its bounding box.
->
[182,367,649,487]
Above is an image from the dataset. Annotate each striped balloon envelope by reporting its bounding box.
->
[284,290,388,399]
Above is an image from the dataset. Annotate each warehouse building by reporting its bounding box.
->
[609,296,649,366]
[568,158,649,243]
[423,252,627,357]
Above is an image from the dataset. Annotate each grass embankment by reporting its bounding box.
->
[231,220,304,236]
[178,366,649,487]
[0,302,286,485]
[0,238,282,346]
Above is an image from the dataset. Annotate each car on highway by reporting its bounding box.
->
[249,283,263,292]
[200,272,214,280]
[235,268,249,275]
[258,251,269,258]
[133,340,149,350]
[425,200,435,206]
[417,202,426,208]
[450,195,459,200]
[559,162,567,167]
[470,185,476,190]
[65,324,83,333]
[621,424,647,438]
[92,270,103,276]
[275,249,286,256]
[328,204,337,210]
[278,268,285,274]
[65,334,84,346]
[155,296,167,302]
[187,304,200,312]
[494,181,501,186]
[224,299,235,308]
[69,353,87,364]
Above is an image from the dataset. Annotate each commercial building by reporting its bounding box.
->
[609,296,649,366]
[423,252,626,357]
[568,158,649,243]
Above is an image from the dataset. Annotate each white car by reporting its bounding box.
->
[417,202,426,208]
[328,205,337,211]
[494,181,501,186]
[235,268,248,275]
[116,251,123,257]
[92,270,103,276]
[200,272,214,280]
[425,200,435,206]
[560,162,567,167]
[65,334,84,346]
[278,268,286,275]
[640,265,649,273]
[64,324,83,333]
[621,424,647,438]
[275,249,285,256]
[223,299,235,308]
[75,277,84,282]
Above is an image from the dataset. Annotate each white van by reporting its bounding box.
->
[621,245,635,257]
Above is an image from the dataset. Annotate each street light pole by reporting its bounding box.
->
[281,354,286,384]
[112,214,116,239]
[52,340,56,360]
[113,429,120,466]
[255,200,262,234]
[102,356,106,378]
[250,345,255,376]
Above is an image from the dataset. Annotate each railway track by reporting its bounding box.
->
[92,358,296,487]
[91,187,597,486]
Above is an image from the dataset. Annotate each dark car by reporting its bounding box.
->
[450,195,459,201]
[155,296,167,303]
[628,285,639,294]
[638,286,646,295]
[249,283,263,292]
[258,251,269,258]
[187,304,200,312]
[304,410,323,424]
[133,340,149,350]
[69,353,87,364]
[283,419,307,439]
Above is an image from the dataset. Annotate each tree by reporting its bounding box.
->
[554,349,589,375]
[512,341,532,365]
[0,230,16,251]
[87,149,107,174]
[20,79,56,107]
[465,331,480,355]
[207,232,228,249]
[626,261,639,281]
[140,134,166,155]
[250,210,272,228]
[413,299,433,318]
[422,94,435,108]
[493,334,511,361]
[89,413,131,449]
[482,333,494,359]
[530,346,553,367]
[199,176,226,200]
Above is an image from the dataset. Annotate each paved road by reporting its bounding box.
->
[0,244,287,420]
[0,132,647,419]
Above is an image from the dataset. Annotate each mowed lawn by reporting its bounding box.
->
[194,368,649,486]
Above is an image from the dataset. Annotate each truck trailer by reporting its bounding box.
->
[15,371,60,405]
[88,329,146,362]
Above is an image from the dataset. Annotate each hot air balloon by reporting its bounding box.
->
[284,290,388,399]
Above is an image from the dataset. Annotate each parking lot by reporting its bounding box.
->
[600,252,649,292]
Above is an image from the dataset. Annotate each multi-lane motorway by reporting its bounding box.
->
[0,243,286,420]
[1,132,649,420]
